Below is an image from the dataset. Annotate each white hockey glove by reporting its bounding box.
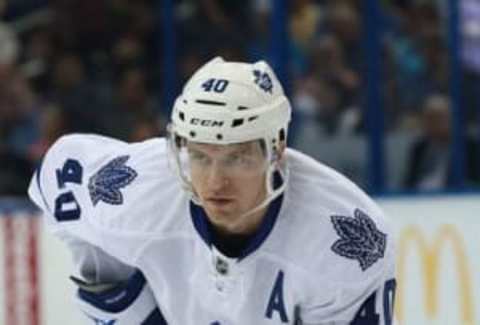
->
[73,270,167,324]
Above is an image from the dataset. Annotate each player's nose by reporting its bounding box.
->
[206,162,229,191]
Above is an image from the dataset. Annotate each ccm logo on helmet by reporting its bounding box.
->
[190,118,224,127]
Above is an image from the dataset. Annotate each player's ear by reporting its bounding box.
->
[280,143,286,160]
[274,142,286,163]
[275,127,287,162]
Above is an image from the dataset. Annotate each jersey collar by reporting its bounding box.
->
[190,175,284,260]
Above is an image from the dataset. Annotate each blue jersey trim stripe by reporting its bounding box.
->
[78,270,146,313]
[239,191,282,260]
[35,159,52,214]
[189,201,212,247]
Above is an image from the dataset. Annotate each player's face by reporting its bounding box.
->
[187,141,269,234]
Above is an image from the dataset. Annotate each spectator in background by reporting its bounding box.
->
[179,0,250,58]
[248,1,276,64]
[0,22,36,195]
[459,0,480,127]
[2,72,44,156]
[48,53,110,134]
[27,104,68,164]
[293,32,362,136]
[178,51,204,87]
[382,3,449,131]
[129,118,163,142]
[325,1,363,76]
[22,23,55,93]
[0,23,17,114]
[106,67,159,141]
[0,149,33,195]
[287,0,324,75]
[290,0,323,52]
[110,0,156,72]
[48,0,112,60]
[293,68,341,136]
[404,94,480,190]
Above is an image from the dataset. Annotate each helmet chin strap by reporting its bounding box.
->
[235,161,288,221]
[231,139,288,222]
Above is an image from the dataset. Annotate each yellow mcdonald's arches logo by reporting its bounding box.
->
[396,225,475,324]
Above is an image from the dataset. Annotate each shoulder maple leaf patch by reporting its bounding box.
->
[330,208,386,271]
[88,155,137,206]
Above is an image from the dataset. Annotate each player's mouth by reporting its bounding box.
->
[205,197,234,207]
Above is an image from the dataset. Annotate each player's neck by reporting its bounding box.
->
[213,206,269,237]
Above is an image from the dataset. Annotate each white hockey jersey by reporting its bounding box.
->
[28,134,396,325]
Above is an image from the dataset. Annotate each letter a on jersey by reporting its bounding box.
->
[265,270,289,323]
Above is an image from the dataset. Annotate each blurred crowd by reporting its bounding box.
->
[0,0,479,196]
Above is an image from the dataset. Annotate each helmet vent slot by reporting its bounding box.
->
[195,99,226,106]
[232,119,244,127]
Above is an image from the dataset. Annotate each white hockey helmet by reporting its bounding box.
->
[168,57,292,209]
[169,56,291,146]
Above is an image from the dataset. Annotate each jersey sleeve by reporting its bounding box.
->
[27,134,152,276]
[285,149,397,325]
[299,208,396,325]
[28,134,126,242]
[63,236,136,283]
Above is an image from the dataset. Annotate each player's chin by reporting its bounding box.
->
[204,201,237,219]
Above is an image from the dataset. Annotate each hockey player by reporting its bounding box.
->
[28,57,396,324]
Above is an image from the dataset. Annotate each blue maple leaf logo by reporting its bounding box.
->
[330,209,386,271]
[88,155,138,206]
[253,69,273,93]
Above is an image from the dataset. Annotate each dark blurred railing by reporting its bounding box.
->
[447,0,466,189]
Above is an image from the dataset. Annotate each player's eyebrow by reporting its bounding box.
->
[186,147,207,157]
[186,140,264,162]
[222,145,262,159]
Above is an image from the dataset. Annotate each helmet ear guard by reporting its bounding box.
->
[167,57,292,213]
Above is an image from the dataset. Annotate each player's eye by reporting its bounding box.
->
[224,153,245,166]
[189,151,210,164]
